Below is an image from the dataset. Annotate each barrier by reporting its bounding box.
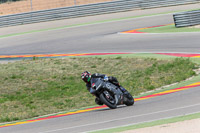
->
[173,9,200,27]
[0,0,199,28]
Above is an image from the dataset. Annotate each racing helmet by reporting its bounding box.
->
[81,71,91,83]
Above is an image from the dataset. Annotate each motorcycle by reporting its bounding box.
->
[90,77,134,109]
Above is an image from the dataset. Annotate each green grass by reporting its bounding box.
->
[91,112,200,133]
[139,24,200,33]
[0,57,197,122]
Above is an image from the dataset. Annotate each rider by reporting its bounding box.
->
[81,71,128,105]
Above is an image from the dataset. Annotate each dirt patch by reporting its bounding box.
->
[0,0,112,15]
[122,118,200,133]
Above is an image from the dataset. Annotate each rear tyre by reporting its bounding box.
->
[99,92,117,109]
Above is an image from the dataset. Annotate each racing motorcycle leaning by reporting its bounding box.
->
[90,77,134,109]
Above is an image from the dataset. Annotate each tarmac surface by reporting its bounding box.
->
[0,4,200,55]
[1,85,200,133]
[0,3,200,133]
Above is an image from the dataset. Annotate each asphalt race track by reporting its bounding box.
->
[1,85,200,133]
[0,4,200,133]
[0,4,200,55]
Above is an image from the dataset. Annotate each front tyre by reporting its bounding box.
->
[99,92,117,109]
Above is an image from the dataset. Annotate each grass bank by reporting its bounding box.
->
[0,57,197,122]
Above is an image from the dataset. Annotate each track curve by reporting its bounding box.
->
[0,4,200,133]
[0,9,200,55]
[1,84,200,133]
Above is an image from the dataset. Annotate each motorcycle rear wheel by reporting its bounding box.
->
[99,92,117,109]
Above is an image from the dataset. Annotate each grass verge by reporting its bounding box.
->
[90,112,200,133]
[0,56,198,123]
[139,24,200,33]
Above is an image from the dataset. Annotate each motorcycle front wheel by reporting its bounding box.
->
[99,91,117,109]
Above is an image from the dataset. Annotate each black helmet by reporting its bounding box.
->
[81,71,91,83]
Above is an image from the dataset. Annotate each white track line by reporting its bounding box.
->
[39,102,200,133]
[88,110,200,133]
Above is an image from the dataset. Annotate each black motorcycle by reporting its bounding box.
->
[91,77,134,109]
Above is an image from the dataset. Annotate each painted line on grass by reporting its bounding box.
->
[1,81,200,129]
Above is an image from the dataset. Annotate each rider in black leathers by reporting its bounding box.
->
[81,71,128,105]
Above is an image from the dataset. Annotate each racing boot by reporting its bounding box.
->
[120,86,132,99]
[119,86,127,93]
